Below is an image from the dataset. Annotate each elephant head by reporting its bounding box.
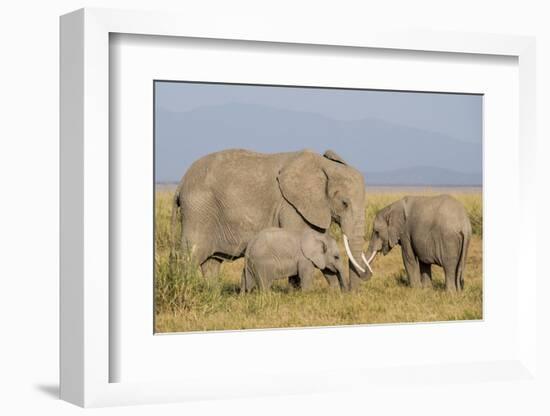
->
[277,150,371,288]
[301,231,346,290]
[364,199,407,270]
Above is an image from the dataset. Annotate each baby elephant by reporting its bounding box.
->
[364,195,472,291]
[241,228,346,292]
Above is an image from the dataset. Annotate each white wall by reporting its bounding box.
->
[1,1,548,415]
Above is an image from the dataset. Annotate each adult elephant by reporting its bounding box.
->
[171,149,371,290]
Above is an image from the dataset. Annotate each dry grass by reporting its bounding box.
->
[155,187,482,333]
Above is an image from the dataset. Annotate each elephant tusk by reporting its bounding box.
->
[361,252,374,274]
[369,251,377,264]
[343,234,365,274]
[367,251,377,264]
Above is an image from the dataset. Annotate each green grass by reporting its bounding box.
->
[155,188,483,333]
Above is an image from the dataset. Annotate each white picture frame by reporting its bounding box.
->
[60,7,537,407]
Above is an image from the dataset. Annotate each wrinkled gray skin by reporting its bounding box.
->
[365,195,471,291]
[241,228,346,292]
[172,149,370,290]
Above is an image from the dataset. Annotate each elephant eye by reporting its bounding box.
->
[334,254,340,260]
[342,199,349,208]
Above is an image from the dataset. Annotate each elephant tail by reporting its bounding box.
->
[455,230,470,291]
[170,189,181,256]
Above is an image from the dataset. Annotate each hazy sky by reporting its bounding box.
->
[155,81,482,185]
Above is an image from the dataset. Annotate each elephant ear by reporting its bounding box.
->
[323,150,348,165]
[386,199,407,248]
[301,232,327,270]
[277,152,331,230]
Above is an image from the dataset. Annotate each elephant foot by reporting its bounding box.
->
[421,279,433,289]
[408,279,422,289]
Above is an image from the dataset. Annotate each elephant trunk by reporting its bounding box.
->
[346,233,371,290]
[335,263,347,292]
[362,250,376,271]
[362,247,377,273]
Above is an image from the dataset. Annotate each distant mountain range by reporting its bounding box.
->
[155,103,482,186]
[364,167,481,186]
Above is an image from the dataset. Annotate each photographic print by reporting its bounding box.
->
[154,81,482,333]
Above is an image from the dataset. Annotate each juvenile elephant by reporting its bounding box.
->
[364,195,472,291]
[241,228,346,292]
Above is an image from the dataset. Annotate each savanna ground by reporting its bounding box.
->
[155,186,482,333]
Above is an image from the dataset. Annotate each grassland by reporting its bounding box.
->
[155,187,482,333]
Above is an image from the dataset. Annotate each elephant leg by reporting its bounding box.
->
[179,234,216,276]
[256,275,270,292]
[200,257,222,281]
[443,261,458,292]
[403,258,422,288]
[242,266,257,293]
[254,265,270,292]
[240,268,254,293]
[240,269,246,293]
[401,239,421,288]
[300,273,314,292]
[420,262,432,289]
[298,260,315,292]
